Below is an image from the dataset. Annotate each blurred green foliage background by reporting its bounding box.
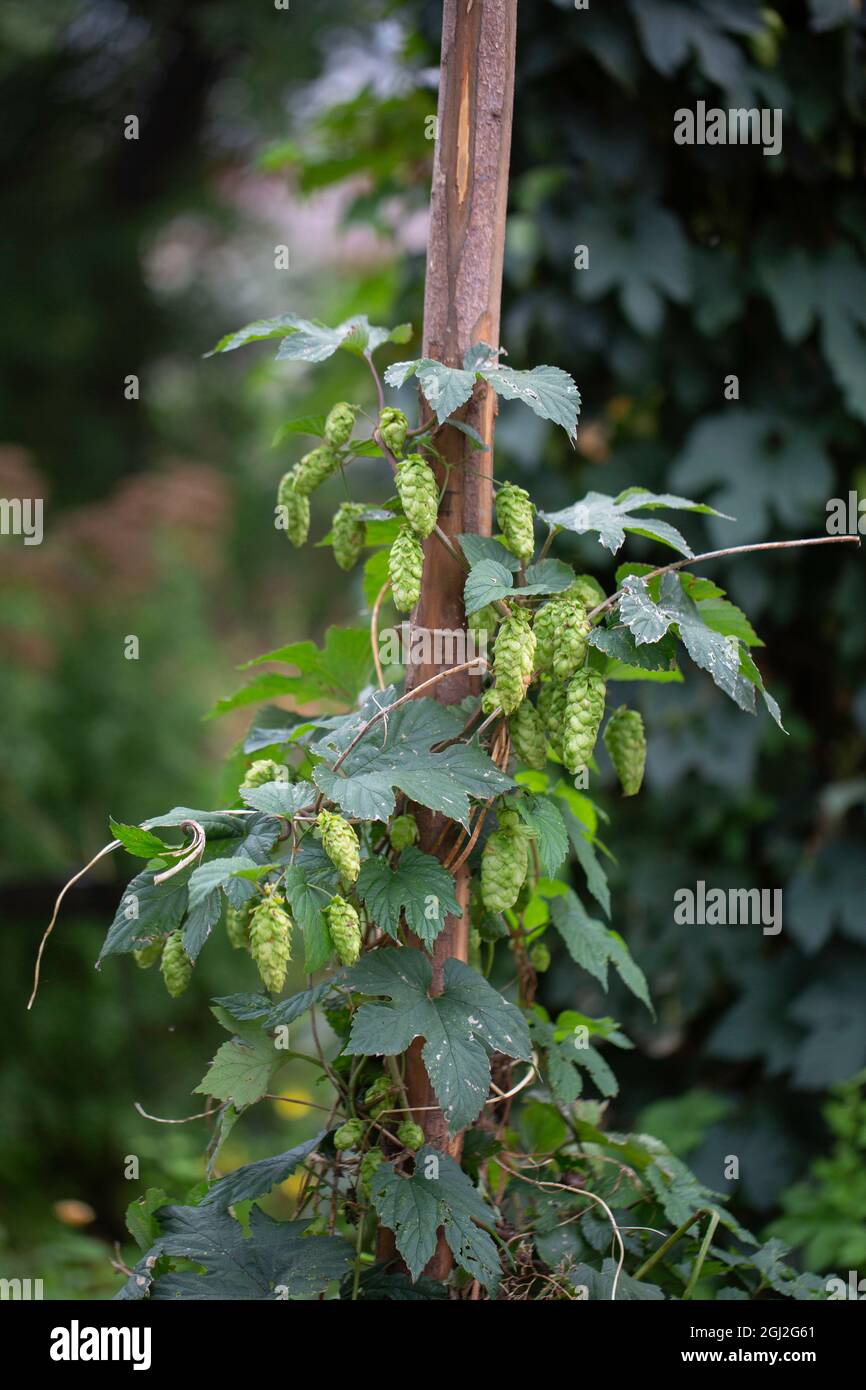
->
[1,0,865,1296]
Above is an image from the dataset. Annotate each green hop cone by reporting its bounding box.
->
[389,814,419,852]
[603,706,647,797]
[532,600,560,673]
[160,930,192,998]
[332,502,365,572]
[396,454,439,538]
[317,810,361,884]
[397,1120,425,1152]
[530,941,551,973]
[508,698,547,770]
[569,573,606,613]
[481,810,530,914]
[536,679,567,760]
[294,445,339,497]
[326,896,362,966]
[364,1076,394,1113]
[563,669,607,775]
[333,1118,365,1151]
[467,603,500,661]
[495,483,535,563]
[241,758,286,791]
[277,468,310,548]
[359,1149,384,1197]
[492,608,536,714]
[133,938,163,970]
[468,925,482,971]
[324,401,356,448]
[225,903,252,951]
[552,597,590,681]
[481,687,502,717]
[388,524,423,613]
[249,893,292,994]
[378,406,410,457]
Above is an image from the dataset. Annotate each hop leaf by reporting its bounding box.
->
[389,813,419,852]
[603,706,647,797]
[536,679,568,761]
[396,454,439,538]
[379,406,409,457]
[332,502,365,572]
[333,1118,364,1151]
[481,810,530,913]
[552,596,590,680]
[397,1120,425,1152]
[241,759,286,790]
[563,669,607,775]
[294,445,339,496]
[326,895,362,966]
[508,699,547,770]
[324,401,356,448]
[277,469,310,547]
[225,903,252,951]
[161,930,193,998]
[317,810,361,884]
[492,608,536,714]
[249,893,293,993]
[133,938,163,969]
[388,524,423,613]
[495,483,535,563]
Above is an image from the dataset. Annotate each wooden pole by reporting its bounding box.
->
[399,0,518,1280]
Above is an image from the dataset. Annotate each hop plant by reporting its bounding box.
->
[364,1075,394,1118]
[495,483,535,562]
[332,502,365,572]
[378,406,410,457]
[530,941,551,973]
[277,468,310,548]
[481,809,530,913]
[225,903,252,951]
[481,687,502,716]
[317,810,361,884]
[294,445,339,496]
[324,401,356,448]
[492,608,536,714]
[552,597,590,680]
[359,1149,384,1196]
[161,930,192,998]
[389,524,423,612]
[241,758,286,791]
[326,896,362,966]
[508,698,547,769]
[569,573,606,613]
[603,706,647,797]
[563,669,607,775]
[389,814,419,852]
[396,454,439,538]
[532,600,560,673]
[249,893,293,993]
[397,1120,425,1152]
[133,938,163,969]
[537,679,568,760]
[333,1118,365,1151]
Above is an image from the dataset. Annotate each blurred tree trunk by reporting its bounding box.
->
[380,0,517,1282]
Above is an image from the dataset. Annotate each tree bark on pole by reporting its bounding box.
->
[393,0,518,1280]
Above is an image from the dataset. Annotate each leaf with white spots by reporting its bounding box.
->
[343,948,532,1133]
[312,698,515,827]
